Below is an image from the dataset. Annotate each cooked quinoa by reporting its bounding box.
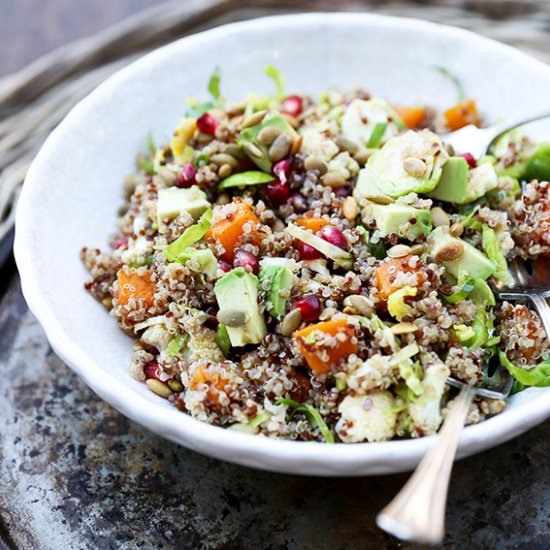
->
[82,67,550,443]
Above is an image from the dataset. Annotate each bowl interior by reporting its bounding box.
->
[15,13,550,475]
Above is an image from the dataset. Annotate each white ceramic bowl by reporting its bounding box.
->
[15,13,550,476]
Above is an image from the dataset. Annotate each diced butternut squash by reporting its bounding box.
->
[294,319,358,376]
[205,198,260,262]
[295,217,332,232]
[394,106,426,129]
[190,365,228,404]
[375,256,426,300]
[117,268,155,308]
[444,99,480,131]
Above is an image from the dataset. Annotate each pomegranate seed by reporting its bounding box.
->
[144,361,159,380]
[205,306,219,329]
[264,179,290,207]
[273,158,293,183]
[458,152,477,168]
[176,162,197,188]
[291,295,321,322]
[113,236,129,249]
[234,249,259,274]
[296,240,322,260]
[196,112,218,135]
[281,95,303,118]
[219,261,232,273]
[318,225,347,250]
[290,193,308,213]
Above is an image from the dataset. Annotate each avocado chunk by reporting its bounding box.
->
[362,202,432,240]
[259,258,294,317]
[238,113,299,173]
[426,157,469,204]
[214,267,267,347]
[354,130,449,200]
[175,248,217,279]
[424,227,496,280]
[157,186,210,225]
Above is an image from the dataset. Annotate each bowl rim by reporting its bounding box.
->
[14,11,550,475]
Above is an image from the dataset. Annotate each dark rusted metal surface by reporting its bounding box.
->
[1,275,549,549]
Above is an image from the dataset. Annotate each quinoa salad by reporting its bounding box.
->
[82,67,550,443]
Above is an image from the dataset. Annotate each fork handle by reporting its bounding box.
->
[376,385,475,544]
[529,293,550,341]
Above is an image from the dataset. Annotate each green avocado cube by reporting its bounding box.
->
[157,186,210,225]
[363,202,432,240]
[426,157,469,204]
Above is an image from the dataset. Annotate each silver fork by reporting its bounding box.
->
[377,258,550,544]
[442,109,550,159]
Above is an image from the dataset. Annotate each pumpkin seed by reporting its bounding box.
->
[304,155,328,174]
[218,163,232,179]
[290,134,303,155]
[322,172,346,188]
[268,134,292,162]
[391,322,417,335]
[257,125,283,146]
[444,143,455,156]
[403,157,427,177]
[449,222,464,237]
[335,135,359,153]
[387,244,413,258]
[279,308,302,336]
[242,109,268,128]
[217,308,248,327]
[215,192,231,205]
[283,114,299,129]
[342,295,372,316]
[353,147,374,165]
[410,243,425,255]
[342,196,358,220]
[146,379,172,399]
[168,379,184,392]
[435,241,464,262]
[102,297,113,309]
[243,142,264,159]
[210,153,239,169]
[431,206,450,227]
[365,194,395,205]
[224,143,245,159]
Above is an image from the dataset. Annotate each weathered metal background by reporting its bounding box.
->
[1,275,549,549]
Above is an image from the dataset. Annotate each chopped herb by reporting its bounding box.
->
[264,64,285,100]
[215,324,231,356]
[366,122,388,148]
[147,131,156,154]
[434,65,465,103]
[193,153,209,168]
[139,157,156,176]
[275,398,334,443]
[186,101,215,118]
[218,170,276,189]
[208,66,222,101]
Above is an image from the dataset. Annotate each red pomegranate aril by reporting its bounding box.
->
[176,161,197,188]
[196,112,218,135]
[273,158,293,183]
[234,249,259,274]
[296,240,322,260]
[144,361,160,380]
[291,295,322,322]
[290,193,308,213]
[458,152,477,168]
[113,236,129,249]
[281,95,303,118]
[318,225,347,249]
[265,179,290,207]
[219,261,233,273]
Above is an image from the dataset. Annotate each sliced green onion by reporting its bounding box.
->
[147,131,156,154]
[264,64,285,100]
[166,333,188,357]
[163,209,212,262]
[139,157,156,176]
[186,101,215,118]
[433,65,465,103]
[366,122,388,148]
[275,398,334,443]
[218,170,276,189]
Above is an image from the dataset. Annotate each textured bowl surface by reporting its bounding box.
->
[15,13,550,475]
